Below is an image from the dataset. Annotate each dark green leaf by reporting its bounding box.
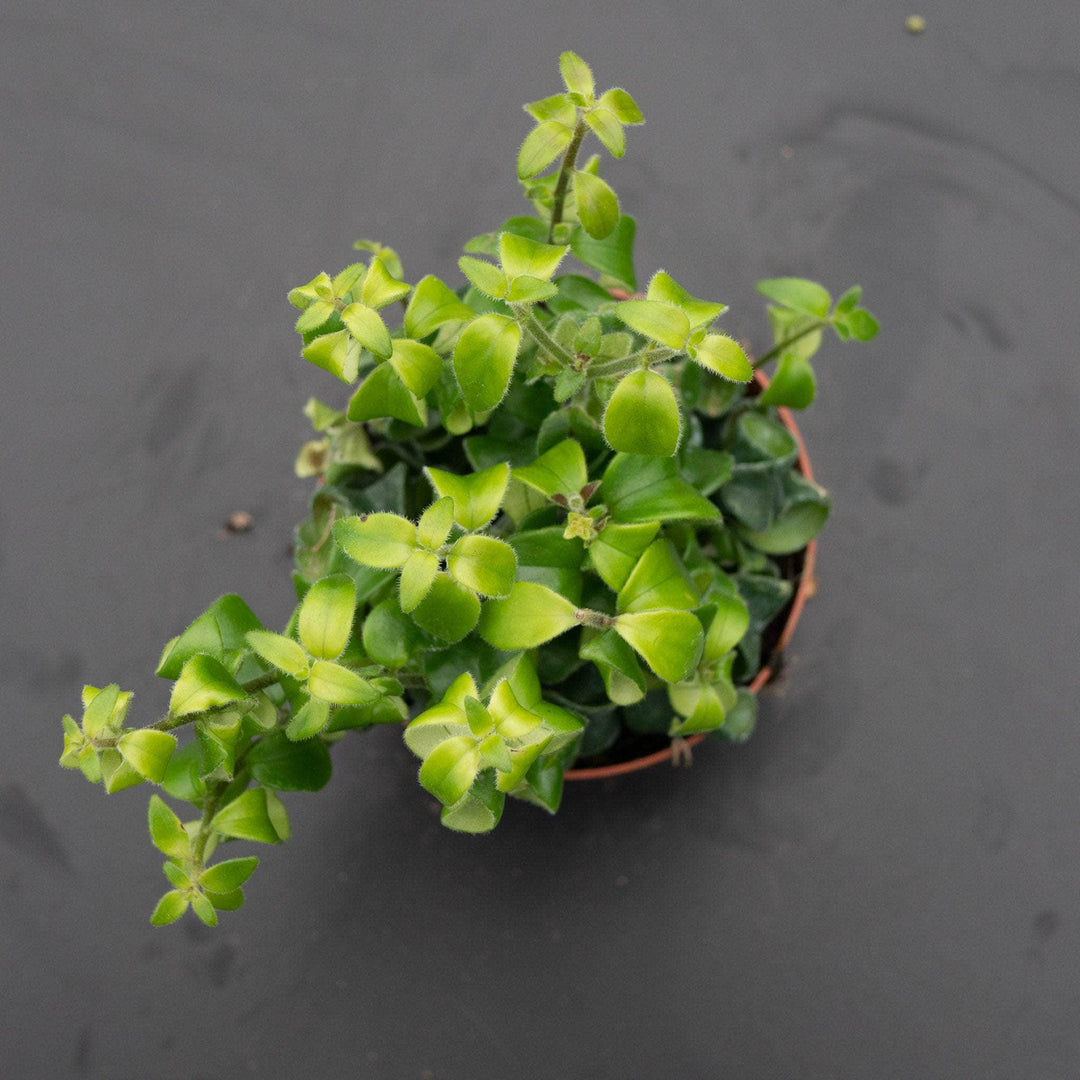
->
[156,596,262,680]
[248,731,333,791]
[569,214,637,291]
[587,521,659,591]
[601,453,720,524]
[410,573,482,643]
[758,352,816,409]
[210,788,286,844]
[617,540,699,614]
[199,856,259,893]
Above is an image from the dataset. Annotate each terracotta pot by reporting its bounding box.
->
[565,370,817,780]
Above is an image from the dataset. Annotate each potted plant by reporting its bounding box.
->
[58,52,877,926]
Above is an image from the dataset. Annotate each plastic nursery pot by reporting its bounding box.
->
[564,368,818,781]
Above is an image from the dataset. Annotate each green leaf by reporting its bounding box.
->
[499,233,568,281]
[156,595,262,680]
[573,169,619,240]
[169,655,246,717]
[614,299,689,349]
[596,88,644,124]
[505,275,558,303]
[756,277,832,318]
[285,695,331,741]
[668,680,727,737]
[512,438,588,499]
[404,275,475,338]
[679,446,734,497]
[847,308,880,341]
[190,892,218,927]
[525,93,577,126]
[308,660,378,706]
[569,214,637,291]
[210,788,286,844]
[147,795,189,859]
[587,521,660,591]
[458,256,509,300]
[248,730,333,790]
[601,452,720,524]
[446,535,517,598]
[615,609,704,683]
[389,340,443,397]
[150,890,189,926]
[580,628,647,705]
[477,581,579,649]
[288,272,333,308]
[199,856,259,893]
[603,369,682,456]
[732,411,799,467]
[100,749,144,793]
[332,261,367,296]
[702,592,751,662]
[334,512,418,569]
[517,121,574,179]
[302,329,361,383]
[441,770,506,833]
[507,527,585,600]
[617,540,698,614]
[453,314,521,412]
[560,51,595,97]
[418,736,482,806]
[298,574,355,661]
[204,887,245,912]
[417,496,455,550]
[585,108,625,158]
[736,475,830,554]
[244,629,309,678]
[362,596,421,669]
[294,299,336,335]
[347,361,428,427]
[410,573,482,643]
[80,683,124,738]
[404,701,471,758]
[117,729,177,784]
[426,463,510,532]
[758,352,816,409]
[691,334,753,382]
[645,271,726,329]
[360,255,410,309]
[340,302,392,359]
[398,549,440,613]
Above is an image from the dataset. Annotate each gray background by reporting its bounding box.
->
[3,2,1079,1077]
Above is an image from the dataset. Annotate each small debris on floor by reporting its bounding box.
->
[905,15,927,34]
[615,875,629,888]
[671,736,694,768]
[220,510,254,538]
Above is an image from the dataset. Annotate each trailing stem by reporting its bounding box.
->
[546,117,589,242]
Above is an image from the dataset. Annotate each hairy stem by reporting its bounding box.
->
[586,346,679,380]
[547,117,589,242]
[752,319,829,369]
[517,307,578,368]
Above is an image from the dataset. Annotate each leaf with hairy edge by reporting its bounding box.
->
[389,340,443,397]
[570,214,636,291]
[244,630,309,678]
[398,549,440,613]
[585,108,625,158]
[307,661,379,706]
[150,891,189,926]
[617,540,699,614]
[478,582,579,649]
[360,256,410,309]
[147,795,189,859]
[525,93,577,126]
[512,439,588,499]
[603,369,681,456]
[446,535,517,598]
[210,788,286,844]
[419,736,481,806]
[199,857,259,894]
[347,363,428,427]
[169,655,245,717]
[499,233,568,281]
[156,595,262,680]
[518,121,574,179]
[302,329,361,384]
[404,275,476,338]
[614,300,689,350]
[691,334,753,382]
[702,592,751,663]
[596,88,644,124]
[758,352,816,408]
[417,497,455,550]
[645,272,726,329]
[587,521,660,591]
[614,609,704,683]
[580,628,647,705]
[362,597,421,669]
[441,771,506,833]
[426,463,510,532]
[404,701,471,758]
[340,303,392,359]
[285,696,330,740]
[458,256,509,300]
[573,170,619,240]
[600,453,720,524]
[453,314,521,412]
[297,574,355,661]
[560,51,595,97]
[118,730,177,783]
[409,574,481,643]
[334,512,418,569]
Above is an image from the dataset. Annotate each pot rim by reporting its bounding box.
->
[564,371,817,781]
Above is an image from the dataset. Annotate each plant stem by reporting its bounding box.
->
[517,307,578,368]
[586,346,678,380]
[547,117,589,242]
[752,320,828,369]
[191,780,227,871]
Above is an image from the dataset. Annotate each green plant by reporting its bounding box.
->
[59,52,877,926]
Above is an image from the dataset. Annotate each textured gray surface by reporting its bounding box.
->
[3,2,1080,1077]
